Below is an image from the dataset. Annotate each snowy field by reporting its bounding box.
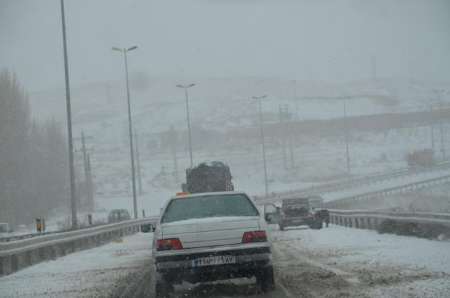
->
[2,226,449,298]
[91,125,448,214]
[322,167,450,202]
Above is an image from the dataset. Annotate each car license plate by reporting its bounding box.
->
[192,255,236,267]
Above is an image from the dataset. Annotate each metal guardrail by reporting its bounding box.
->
[0,231,60,243]
[0,224,111,243]
[0,217,158,276]
[329,209,450,231]
[325,174,450,209]
[330,209,450,220]
[0,216,160,243]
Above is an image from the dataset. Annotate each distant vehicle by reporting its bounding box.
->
[107,209,131,223]
[182,161,234,193]
[0,223,10,233]
[153,192,274,297]
[407,149,434,168]
[308,196,330,228]
[264,197,323,230]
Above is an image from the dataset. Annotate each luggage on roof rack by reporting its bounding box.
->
[182,161,234,193]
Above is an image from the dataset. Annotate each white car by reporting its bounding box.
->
[153,191,274,297]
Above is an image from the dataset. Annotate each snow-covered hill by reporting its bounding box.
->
[28,77,450,218]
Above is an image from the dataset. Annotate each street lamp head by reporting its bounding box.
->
[176,83,196,89]
[127,46,138,52]
[252,95,267,100]
[112,47,123,53]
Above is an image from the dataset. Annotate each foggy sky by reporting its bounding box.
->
[1,0,449,92]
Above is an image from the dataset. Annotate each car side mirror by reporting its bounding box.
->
[264,204,280,224]
[141,223,155,233]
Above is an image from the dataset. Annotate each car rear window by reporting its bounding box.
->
[161,194,259,223]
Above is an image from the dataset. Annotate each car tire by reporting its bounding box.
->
[311,221,323,230]
[257,266,275,292]
[155,280,173,298]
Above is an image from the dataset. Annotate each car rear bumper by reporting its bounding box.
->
[155,246,272,283]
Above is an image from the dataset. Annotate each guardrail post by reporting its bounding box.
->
[11,254,18,273]
[0,257,3,276]
[0,256,12,276]
[373,218,380,229]
[361,218,368,229]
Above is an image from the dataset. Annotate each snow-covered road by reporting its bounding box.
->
[271,225,450,297]
[1,226,449,298]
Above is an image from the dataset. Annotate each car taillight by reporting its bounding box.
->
[156,238,183,251]
[242,230,267,243]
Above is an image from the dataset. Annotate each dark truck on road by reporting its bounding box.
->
[264,197,323,230]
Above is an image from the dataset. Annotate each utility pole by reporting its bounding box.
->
[253,95,269,196]
[86,153,94,211]
[135,132,143,195]
[286,105,295,169]
[80,132,94,211]
[169,125,179,183]
[343,98,351,174]
[437,91,446,160]
[60,0,77,229]
[279,104,295,170]
[430,104,436,155]
[279,105,288,170]
[176,83,196,168]
[112,45,138,219]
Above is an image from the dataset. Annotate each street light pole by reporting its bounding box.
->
[60,0,77,229]
[135,132,143,195]
[343,97,351,174]
[112,45,138,219]
[253,95,269,196]
[436,91,447,160]
[176,83,195,168]
[430,104,436,155]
